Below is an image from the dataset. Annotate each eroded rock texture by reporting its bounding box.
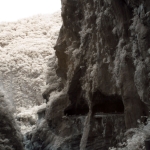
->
[31,0,150,149]
[55,0,150,128]
[0,92,24,150]
[25,114,125,150]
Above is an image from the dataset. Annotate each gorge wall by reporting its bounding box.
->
[7,0,150,149]
[0,91,24,150]
[35,0,150,149]
[54,0,150,129]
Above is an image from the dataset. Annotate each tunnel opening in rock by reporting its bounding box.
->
[92,90,124,114]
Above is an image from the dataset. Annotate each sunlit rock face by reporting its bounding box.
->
[30,0,150,149]
[0,91,24,150]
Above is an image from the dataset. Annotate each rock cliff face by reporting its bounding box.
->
[0,92,24,150]
[55,0,150,129]
[30,0,150,149]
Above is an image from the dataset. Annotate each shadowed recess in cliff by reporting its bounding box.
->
[64,97,89,116]
[64,66,89,116]
[92,90,124,114]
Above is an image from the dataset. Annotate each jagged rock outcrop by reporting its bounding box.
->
[0,91,24,150]
[31,0,150,149]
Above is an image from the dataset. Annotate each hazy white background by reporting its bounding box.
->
[0,0,61,22]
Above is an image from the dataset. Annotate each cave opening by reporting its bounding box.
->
[64,65,89,116]
[92,90,124,114]
[64,98,89,116]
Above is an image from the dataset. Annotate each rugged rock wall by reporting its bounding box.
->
[0,91,24,150]
[31,0,150,149]
[26,114,125,150]
[54,0,150,128]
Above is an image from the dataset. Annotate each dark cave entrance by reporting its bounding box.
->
[64,90,124,116]
[64,89,124,116]
[64,63,124,116]
[92,90,124,114]
[64,98,89,116]
[64,65,89,116]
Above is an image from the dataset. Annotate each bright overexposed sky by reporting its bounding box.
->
[0,0,61,22]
